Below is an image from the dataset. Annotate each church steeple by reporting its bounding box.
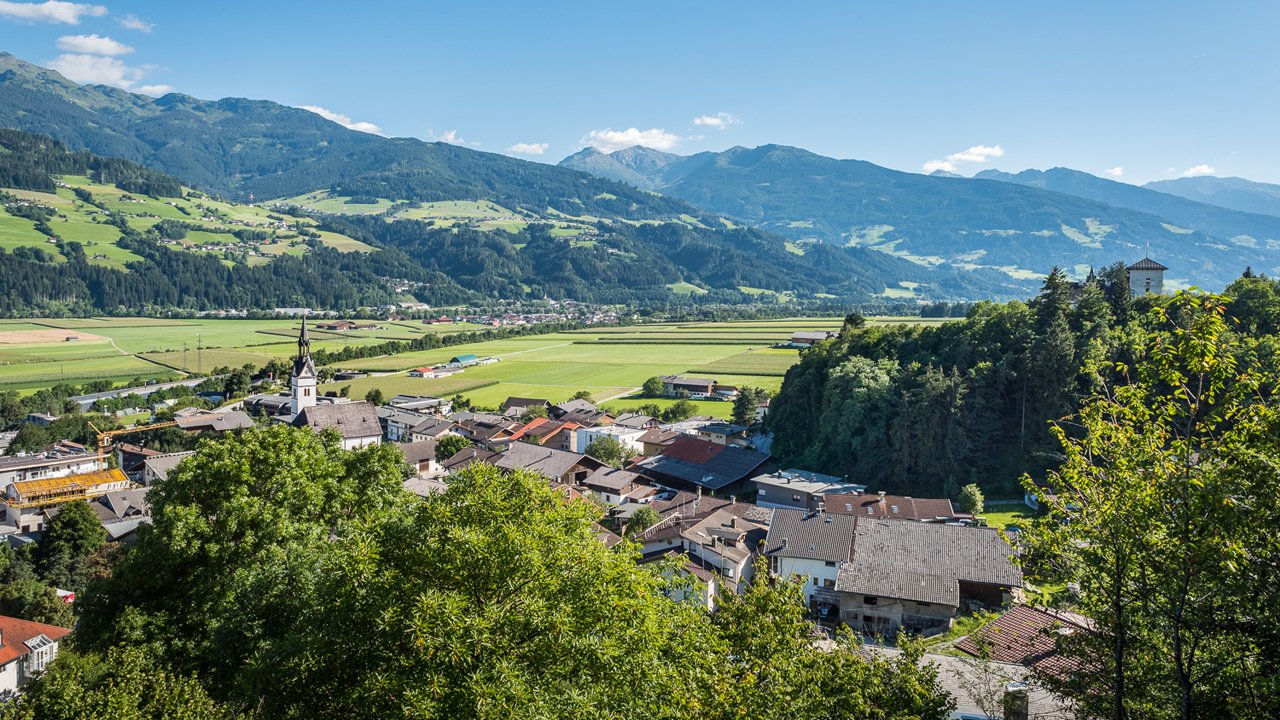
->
[291,317,317,416]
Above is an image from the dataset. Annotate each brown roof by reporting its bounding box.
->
[637,428,681,446]
[955,605,1088,678]
[0,615,71,666]
[397,439,437,465]
[826,492,957,521]
[1126,257,1168,271]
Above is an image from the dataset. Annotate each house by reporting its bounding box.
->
[826,491,962,523]
[694,421,749,447]
[833,519,1022,635]
[575,424,647,456]
[45,488,151,542]
[552,399,613,426]
[659,375,718,398]
[0,445,102,486]
[407,417,457,443]
[679,508,769,593]
[501,397,552,416]
[1127,257,1167,296]
[4,468,133,533]
[614,413,658,430]
[140,451,194,486]
[490,443,604,485]
[631,435,775,495]
[25,413,57,427]
[634,492,772,560]
[651,552,719,610]
[292,402,383,450]
[453,414,521,449]
[397,439,442,478]
[508,418,581,452]
[753,470,866,510]
[409,367,463,379]
[0,615,72,696]
[955,604,1088,679]
[174,410,255,434]
[790,331,836,346]
[763,508,857,613]
[114,443,164,482]
[636,427,682,456]
[578,467,648,505]
[441,447,500,473]
[315,321,356,331]
[387,395,452,414]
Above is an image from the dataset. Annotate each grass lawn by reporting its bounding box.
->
[977,506,1038,530]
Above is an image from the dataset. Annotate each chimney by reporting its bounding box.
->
[878,490,886,498]
[729,517,737,528]
[780,537,788,550]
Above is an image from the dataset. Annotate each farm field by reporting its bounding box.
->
[0,317,498,388]
[0,175,374,271]
[0,316,952,403]
[320,317,860,413]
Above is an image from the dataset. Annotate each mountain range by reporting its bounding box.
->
[561,146,1280,290]
[2,49,1276,309]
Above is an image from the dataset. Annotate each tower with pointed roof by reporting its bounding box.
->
[1126,257,1168,297]
[291,317,317,416]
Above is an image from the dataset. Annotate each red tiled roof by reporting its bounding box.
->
[955,605,1087,678]
[0,615,72,666]
[659,435,726,465]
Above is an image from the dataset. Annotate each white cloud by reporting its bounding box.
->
[56,33,134,56]
[922,144,1004,174]
[136,84,173,96]
[580,127,680,153]
[1181,164,1217,178]
[1103,166,1125,177]
[297,105,384,135]
[433,129,465,144]
[0,1,105,24]
[48,53,148,88]
[506,142,549,156]
[692,112,740,130]
[922,159,957,174]
[118,13,152,32]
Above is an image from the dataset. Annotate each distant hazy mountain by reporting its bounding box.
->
[974,167,1280,250]
[1145,176,1280,219]
[564,144,1273,289]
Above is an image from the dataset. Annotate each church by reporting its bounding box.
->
[257,318,383,450]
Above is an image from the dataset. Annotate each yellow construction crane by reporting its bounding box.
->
[89,420,180,467]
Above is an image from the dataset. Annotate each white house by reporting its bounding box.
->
[762,508,856,616]
[1126,257,1167,296]
[0,615,71,697]
[575,425,647,456]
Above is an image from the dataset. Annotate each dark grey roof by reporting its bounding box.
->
[1126,257,1168,271]
[491,443,599,481]
[501,396,551,412]
[100,488,150,521]
[292,402,381,439]
[837,519,1022,606]
[581,467,643,493]
[411,417,455,436]
[631,436,772,491]
[554,398,599,414]
[404,476,448,498]
[614,413,656,429]
[763,508,855,562]
[699,422,747,435]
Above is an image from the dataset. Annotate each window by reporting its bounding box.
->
[813,578,819,587]
[864,596,878,605]
[791,494,802,502]
[758,487,767,496]
[824,560,836,567]
[844,503,853,512]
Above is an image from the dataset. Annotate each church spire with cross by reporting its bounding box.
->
[291,316,317,416]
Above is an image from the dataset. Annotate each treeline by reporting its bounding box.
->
[323,213,987,305]
[767,265,1280,497]
[0,128,182,197]
[0,235,473,316]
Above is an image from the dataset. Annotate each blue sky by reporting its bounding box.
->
[1,0,1277,183]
